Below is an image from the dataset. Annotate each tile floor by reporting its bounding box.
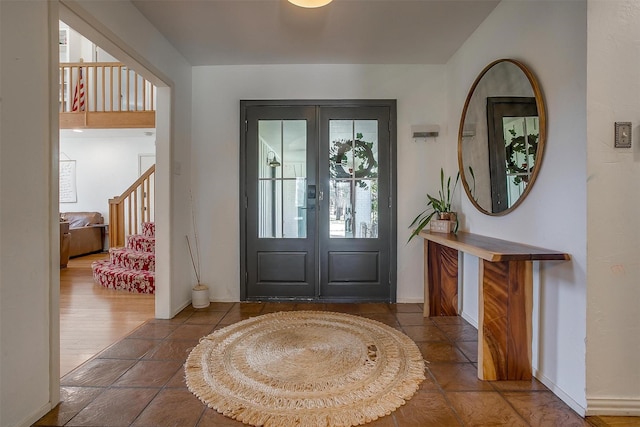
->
[35,302,637,427]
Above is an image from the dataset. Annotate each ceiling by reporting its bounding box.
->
[131,0,500,66]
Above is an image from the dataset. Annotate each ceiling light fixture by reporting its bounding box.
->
[288,0,333,8]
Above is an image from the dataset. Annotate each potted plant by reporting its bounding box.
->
[187,191,210,308]
[186,234,210,308]
[408,168,459,241]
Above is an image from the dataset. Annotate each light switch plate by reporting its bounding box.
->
[615,122,632,148]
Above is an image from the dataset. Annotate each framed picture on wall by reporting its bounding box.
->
[60,160,77,203]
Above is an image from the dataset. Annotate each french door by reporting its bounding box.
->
[240,100,396,302]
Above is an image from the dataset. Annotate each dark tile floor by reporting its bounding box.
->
[34,302,635,426]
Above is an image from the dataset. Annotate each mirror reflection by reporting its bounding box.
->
[458,59,546,215]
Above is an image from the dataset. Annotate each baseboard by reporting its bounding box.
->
[532,369,586,417]
[396,297,424,304]
[16,401,53,427]
[171,299,192,317]
[458,312,592,418]
[459,312,587,418]
[460,311,478,328]
[586,398,640,416]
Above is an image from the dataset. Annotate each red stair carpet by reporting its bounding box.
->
[92,222,155,294]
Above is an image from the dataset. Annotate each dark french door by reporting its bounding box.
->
[240,100,396,302]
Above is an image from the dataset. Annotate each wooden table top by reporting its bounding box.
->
[419,230,571,262]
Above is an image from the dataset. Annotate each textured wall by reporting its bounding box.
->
[586,0,640,415]
[191,64,448,302]
[1,2,57,426]
[446,0,588,414]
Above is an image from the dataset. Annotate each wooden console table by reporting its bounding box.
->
[419,230,570,381]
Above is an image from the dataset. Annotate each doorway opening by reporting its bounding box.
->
[56,17,160,377]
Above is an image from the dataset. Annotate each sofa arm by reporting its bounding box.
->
[60,221,71,267]
[68,226,105,258]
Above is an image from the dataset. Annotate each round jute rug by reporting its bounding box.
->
[185,310,425,427]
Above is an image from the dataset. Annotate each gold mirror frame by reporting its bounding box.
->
[458,59,546,216]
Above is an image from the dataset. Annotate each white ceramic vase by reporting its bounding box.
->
[192,284,210,308]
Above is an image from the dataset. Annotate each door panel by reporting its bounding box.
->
[245,106,316,299]
[257,252,307,282]
[319,107,391,300]
[328,252,379,282]
[242,101,396,302]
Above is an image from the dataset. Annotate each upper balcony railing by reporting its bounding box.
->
[59,62,156,129]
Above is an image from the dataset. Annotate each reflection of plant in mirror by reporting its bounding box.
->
[505,129,538,185]
[408,168,459,242]
[467,166,477,202]
[330,132,378,188]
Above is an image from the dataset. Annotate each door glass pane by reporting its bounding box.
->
[259,121,282,179]
[283,121,307,179]
[283,179,307,238]
[502,115,539,207]
[355,180,378,238]
[258,120,307,238]
[329,120,378,239]
[258,179,281,238]
[329,120,354,178]
[354,121,378,179]
[329,180,353,238]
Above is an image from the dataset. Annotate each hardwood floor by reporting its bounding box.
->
[60,253,154,377]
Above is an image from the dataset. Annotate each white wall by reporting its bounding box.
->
[446,0,588,414]
[586,0,640,415]
[0,0,193,424]
[192,64,449,302]
[0,2,59,426]
[59,130,155,220]
[61,22,118,63]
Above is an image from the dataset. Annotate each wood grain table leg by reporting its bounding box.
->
[478,259,533,380]
[423,239,430,317]
[424,241,458,317]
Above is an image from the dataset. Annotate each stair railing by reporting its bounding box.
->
[109,165,155,248]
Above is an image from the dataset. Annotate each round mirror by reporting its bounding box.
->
[458,59,546,215]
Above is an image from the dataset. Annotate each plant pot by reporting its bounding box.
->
[431,212,457,233]
[438,212,457,222]
[192,284,210,309]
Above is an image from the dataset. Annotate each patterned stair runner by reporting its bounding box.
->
[108,247,155,271]
[91,222,155,294]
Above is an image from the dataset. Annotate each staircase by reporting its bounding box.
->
[91,222,155,294]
